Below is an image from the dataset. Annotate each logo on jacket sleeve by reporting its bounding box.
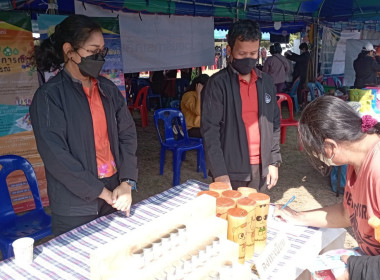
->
[265,93,271,104]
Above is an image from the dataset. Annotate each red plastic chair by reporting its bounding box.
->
[128,86,149,127]
[276,93,301,149]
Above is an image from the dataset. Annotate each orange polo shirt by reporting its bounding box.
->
[239,70,261,164]
[83,78,117,178]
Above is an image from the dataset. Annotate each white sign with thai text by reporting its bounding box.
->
[253,232,291,279]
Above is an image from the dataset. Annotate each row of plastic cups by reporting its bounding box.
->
[132,225,187,268]
[154,237,221,280]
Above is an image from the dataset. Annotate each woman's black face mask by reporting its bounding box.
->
[74,47,108,78]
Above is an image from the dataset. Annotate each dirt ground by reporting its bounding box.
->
[132,109,357,250]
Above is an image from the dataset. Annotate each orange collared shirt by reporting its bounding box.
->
[239,70,261,164]
[83,79,117,178]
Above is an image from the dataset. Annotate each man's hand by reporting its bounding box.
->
[112,182,133,217]
[266,165,279,189]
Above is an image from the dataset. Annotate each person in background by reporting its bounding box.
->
[285,42,310,107]
[180,74,209,138]
[201,20,281,192]
[180,68,192,83]
[274,96,380,279]
[150,70,165,95]
[353,42,380,89]
[260,47,267,64]
[262,42,290,92]
[31,15,138,236]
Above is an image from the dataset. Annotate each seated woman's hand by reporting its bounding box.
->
[273,204,303,224]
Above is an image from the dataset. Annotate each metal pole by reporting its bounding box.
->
[48,0,56,15]
[314,19,319,80]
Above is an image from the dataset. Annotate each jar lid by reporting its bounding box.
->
[197,190,220,198]
[209,182,231,190]
[237,197,256,206]
[248,193,270,202]
[216,197,235,207]
[222,190,242,198]
[227,207,248,217]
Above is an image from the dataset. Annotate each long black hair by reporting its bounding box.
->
[299,96,380,175]
[33,14,102,71]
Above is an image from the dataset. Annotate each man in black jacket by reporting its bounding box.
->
[354,42,380,89]
[201,20,281,192]
[285,42,310,107]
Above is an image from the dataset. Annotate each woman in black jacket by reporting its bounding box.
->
[31,15,138,236]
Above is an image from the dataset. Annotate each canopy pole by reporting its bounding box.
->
[313,19,319,80]
[48,0,56,14]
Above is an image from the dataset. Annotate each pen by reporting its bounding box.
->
[281,195,296,209]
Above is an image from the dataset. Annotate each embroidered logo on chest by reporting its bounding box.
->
[265,93,271,104]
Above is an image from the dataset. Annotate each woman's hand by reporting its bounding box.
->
[335,255,350,280]
[273,204,304,225]
[98,187,113,205]
[112,182,133,216]
[196,83,203,96]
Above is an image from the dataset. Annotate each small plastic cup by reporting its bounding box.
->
[12,237,34,265]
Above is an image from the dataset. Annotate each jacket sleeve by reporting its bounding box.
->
[30,87,104,201]
[287,52,303,63]
[114,88,138,182]
[200,77,228,178]
[283,57,290,73]
[371,58,380,72]
[262,59,270,74]
[347,255,380,280]
[271,83,282,163]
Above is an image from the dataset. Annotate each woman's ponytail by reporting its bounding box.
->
[33,24,64,72]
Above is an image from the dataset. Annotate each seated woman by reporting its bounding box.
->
[274,96,380,280]
[180,74,209,138]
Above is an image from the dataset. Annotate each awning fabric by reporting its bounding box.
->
[1,0,380,33]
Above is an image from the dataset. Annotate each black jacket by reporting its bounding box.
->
[354,53,380,89]
[287,51,310,82]
[347,255,380,280]
[30,69,138,216]
[200,65,281,181]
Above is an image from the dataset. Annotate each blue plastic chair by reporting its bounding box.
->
[333,76,342,88]
[0,155,52,259]
[307,83,317,101]
[154,109,207,186]
[170,100,180,109]
[288,77,300,112]
[315,81,325,96]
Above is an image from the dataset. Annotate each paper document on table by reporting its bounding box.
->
[249,206,323,280]
[309,249,362,280]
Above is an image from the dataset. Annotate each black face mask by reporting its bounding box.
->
[75,53,106,78]
[231,57,257,75]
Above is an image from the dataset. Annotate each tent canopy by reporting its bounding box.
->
[1,0,380,33]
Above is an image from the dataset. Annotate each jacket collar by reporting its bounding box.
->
[62,68,107,98]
